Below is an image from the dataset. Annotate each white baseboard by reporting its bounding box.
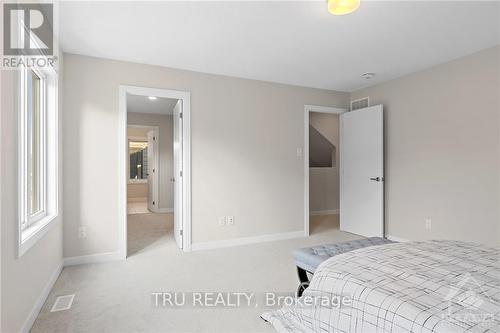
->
[63,251,123,266]
[21,260,63,333]
[386,234,410,242]
[152,207,174,213]
[310,209,339,216]
[191,230,304,251]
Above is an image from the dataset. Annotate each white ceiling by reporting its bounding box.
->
[60,1,499,92]
[127,94,177,115]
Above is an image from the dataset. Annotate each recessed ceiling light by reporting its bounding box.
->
[361,72,375,80]
[148,96,157,100]
[328,0,360,15]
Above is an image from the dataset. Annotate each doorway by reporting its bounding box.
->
[127,125,159,215]
[303,104,385,238]
[119,86,191,257]
[127,119,168,256]
[304,105,346,236]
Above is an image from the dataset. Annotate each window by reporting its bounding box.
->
[129,140,148,182]
[27,69,45,222]
[18,63,58,256]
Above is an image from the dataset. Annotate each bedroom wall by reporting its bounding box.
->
[309,112,340,213]
[1,57,64,332]
[63,53,349,257]
[351,45,500,246]
[127,113,173,210]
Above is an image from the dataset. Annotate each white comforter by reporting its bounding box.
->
[262,240,500,332]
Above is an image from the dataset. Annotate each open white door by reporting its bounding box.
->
[147,130,157,212]
[340,105,384,238]
[173,100,183,248]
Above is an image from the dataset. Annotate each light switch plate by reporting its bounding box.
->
[218,217,226,226]
[425,218,432,230]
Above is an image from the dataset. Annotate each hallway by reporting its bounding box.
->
[127,212,172,257]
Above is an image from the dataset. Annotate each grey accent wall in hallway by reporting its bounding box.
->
[309,125,336,168]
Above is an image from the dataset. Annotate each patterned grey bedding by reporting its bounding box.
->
[262,240,500,332]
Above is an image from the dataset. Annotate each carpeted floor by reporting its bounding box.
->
[31,214,360,332]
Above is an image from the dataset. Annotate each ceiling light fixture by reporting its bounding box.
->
[361,72,375,80]
[328,0,360,15]
[148,96,157,100]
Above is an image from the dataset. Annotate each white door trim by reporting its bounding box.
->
[303,105,347,237]
[119,85,192,256]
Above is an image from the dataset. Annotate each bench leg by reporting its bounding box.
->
[296,267,310,297]
[297,266,309,283]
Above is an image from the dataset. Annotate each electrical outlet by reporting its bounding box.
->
[227,216,234,225]
[218,217,226,226]
[78,226,87,239]
[425,218,432,230]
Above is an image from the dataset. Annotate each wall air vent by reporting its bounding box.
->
[350,97,369,111]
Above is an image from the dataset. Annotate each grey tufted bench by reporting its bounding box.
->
[294,237,395,296]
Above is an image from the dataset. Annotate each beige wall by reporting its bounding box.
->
[1,58,64,331]
[127,113,174,209]
[63,53,349,256]
[309,112,340,213]
[351,46,500,246]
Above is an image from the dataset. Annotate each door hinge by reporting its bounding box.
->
[153,201,155,205]
[180,230,183,236]
[180,112,183,119]
[153,168,155,173]
[153,136,156,141]
[180,170,183,177]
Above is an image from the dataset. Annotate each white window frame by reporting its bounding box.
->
[24,67,47,223]
[18,61,58,257]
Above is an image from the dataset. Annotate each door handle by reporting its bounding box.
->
[370,177,383,182]
[170,178,175,182]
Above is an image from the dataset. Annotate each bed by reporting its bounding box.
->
[262,240,500,332]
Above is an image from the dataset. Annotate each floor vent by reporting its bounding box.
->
[50,294,75,312]
[350,97,370,111]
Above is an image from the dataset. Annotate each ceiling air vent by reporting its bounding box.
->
[350,97,369,111]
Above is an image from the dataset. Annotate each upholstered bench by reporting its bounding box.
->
[294,237,395,296]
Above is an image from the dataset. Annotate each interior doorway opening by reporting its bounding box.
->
[309,111,341,234]
[126,98,176,256]
[119,86,192,258]
[127,125,159,215]
[304,104,385,239]
[304,105,345,236]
